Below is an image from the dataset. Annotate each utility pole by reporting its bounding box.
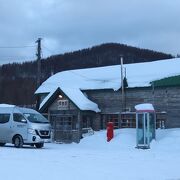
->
[36,38,42,88]
[124,67,127,110]
[121,56,125,112]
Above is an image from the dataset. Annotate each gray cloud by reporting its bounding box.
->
[0,0,180,64]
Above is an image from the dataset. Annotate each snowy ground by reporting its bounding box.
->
[1,128,180,180]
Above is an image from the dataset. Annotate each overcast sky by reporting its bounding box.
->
[0,0,180,65]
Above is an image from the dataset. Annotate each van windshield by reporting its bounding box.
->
[23,113,49,123]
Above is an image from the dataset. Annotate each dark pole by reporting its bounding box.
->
[36,38,42,88]
[121,56,124,112]
[124,67,126,111]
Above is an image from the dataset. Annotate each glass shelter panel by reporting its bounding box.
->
[145,113,149,145]
[137,114,144,145]
[149,113,155,140]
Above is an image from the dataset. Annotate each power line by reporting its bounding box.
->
[0,45,35,49]
[0,56,36,59]
[42,45,56,54]
[69,70,119,83]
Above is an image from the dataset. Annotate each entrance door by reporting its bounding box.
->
[149,113,155,141]
[136,113,149,148]
[137,113,144,145]
[51,115,73,143]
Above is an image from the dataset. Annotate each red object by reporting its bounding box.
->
[107,122,114,142]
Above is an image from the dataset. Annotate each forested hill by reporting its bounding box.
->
[0,43,173,106]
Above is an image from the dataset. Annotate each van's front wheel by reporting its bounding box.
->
[14,135,23,148]
[35,143,44,148]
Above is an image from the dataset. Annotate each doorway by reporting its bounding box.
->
[136,113,155,148]
[51,115,76,143]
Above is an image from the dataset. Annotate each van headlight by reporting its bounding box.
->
[28,128,36,135]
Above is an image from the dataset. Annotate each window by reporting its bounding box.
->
[82,116,92,128]
[13,113,26,123]
[57,100,69,110]
[101,114,119,129]
[24,113,49,123]
[0,114,10,123]
[121,113,136,128]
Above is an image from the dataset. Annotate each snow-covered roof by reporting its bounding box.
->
[35,58,180,112]
[0,104,15,108]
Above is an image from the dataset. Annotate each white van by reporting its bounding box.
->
[0,104,51,148]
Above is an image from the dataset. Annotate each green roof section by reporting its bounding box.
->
[151,75,180,87]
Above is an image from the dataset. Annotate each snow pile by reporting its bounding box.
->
[135,103,155,111]
[1,128,180,180]
[35,58,180,111]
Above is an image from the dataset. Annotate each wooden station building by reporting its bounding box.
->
[35,58,180,143]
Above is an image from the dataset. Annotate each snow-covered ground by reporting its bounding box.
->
[1,128,180,180]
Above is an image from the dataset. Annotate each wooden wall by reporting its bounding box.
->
[85,86,180,128]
